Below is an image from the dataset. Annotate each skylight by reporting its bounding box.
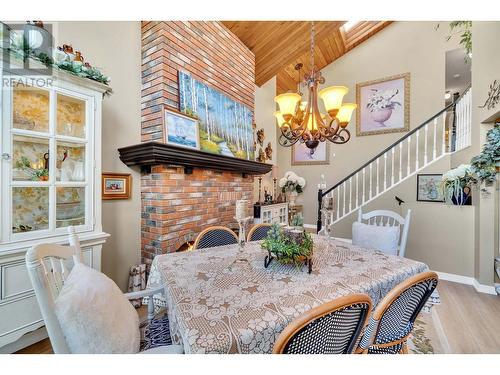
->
[343,21,359,32]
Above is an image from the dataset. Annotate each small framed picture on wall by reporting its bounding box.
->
[416,174,444,202]
[291,141,330,165]
[102,173,131,200]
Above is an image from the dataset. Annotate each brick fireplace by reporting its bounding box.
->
[138,21,258,266]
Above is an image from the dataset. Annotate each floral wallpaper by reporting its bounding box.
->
[13,88,49,132]
[12,187,49,233]
[56,187,85,227]
[12,136,49,181]
[57,94,86,138]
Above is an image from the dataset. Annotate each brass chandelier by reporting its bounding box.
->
[274,22,356,149]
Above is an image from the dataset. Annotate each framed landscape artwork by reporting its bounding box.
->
[291,141,330,165]
[356,73,410,136]
[102,173,131,200]
[178,71,255,160]
[164,108,200,150]
[416,174,444,202]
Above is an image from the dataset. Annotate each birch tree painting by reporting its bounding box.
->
[178,71,255,161]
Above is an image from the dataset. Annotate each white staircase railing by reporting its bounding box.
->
[317,88,472,231]
[454,87,472,152]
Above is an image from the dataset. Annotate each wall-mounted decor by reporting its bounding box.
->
[102,173,131,200]
[479,79,500,110]
[178,71,255,160]
[164,108,200,150]
[257,128,265,146]
[416,174,444,202]
[291,141,330,165]
[356,73,410,136]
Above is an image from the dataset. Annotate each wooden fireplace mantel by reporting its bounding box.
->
[118,142,273,176]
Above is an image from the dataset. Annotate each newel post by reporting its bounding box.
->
[317,188,323,233]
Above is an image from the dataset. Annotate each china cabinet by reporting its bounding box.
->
[254,202,288,225]
[0,55,110,352]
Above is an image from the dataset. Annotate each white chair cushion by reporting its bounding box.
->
[352,221,400,256]
[54,263,140,353]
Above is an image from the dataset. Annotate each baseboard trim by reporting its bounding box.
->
[436,271,497,295]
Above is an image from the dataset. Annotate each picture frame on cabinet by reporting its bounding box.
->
[102,173,131,200]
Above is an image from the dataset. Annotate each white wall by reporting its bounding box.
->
[253,77,277,201]
[57,22,142,290]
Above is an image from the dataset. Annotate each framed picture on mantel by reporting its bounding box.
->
[164,107,200,150]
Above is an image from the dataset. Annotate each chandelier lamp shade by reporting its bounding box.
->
[274,22,356,149]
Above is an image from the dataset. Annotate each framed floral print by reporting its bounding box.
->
[356,73,410,136]
[291,141,330,165]
[416,174,444,202]
[102,173,131,200]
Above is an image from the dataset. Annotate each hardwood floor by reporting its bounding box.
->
[13,281,500,354]
[432,280,500,353]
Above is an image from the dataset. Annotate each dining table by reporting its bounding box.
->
[146,234,438,354]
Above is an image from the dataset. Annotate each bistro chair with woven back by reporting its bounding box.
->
[193,226,238,250]
[273,294,372,354]
[247,223,272,242]
[358,271,438,354]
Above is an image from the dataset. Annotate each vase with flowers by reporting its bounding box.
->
[439,164,476,205]
[278,171,306,205]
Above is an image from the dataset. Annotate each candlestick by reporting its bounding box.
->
[236,199,248,221]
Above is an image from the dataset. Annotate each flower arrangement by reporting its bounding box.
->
[278,171,306,194]
[261,223,313,266]
[470,123,500,185]
[439,164,476,205]
[366,89,401,112]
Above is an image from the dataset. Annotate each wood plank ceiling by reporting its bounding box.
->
[222,21,392,94]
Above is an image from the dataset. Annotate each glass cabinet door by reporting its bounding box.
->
[6,83,91,239]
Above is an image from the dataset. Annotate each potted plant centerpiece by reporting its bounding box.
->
[261,223,314,273]
[278,171,306,206]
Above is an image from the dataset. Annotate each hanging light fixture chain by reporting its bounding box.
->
[310,21,315,71]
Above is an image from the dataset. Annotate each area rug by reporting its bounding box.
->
[407,309,450,354]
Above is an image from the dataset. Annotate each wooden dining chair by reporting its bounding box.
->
[247,223,272,242]
[193,226,238,250]
[25,227,183,354]
[354,208,412,257]
[273,294,372,354]
[358,271,438,354]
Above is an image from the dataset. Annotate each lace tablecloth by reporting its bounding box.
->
[146,235,438,353]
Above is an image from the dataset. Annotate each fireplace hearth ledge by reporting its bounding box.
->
[118,141,273,175]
